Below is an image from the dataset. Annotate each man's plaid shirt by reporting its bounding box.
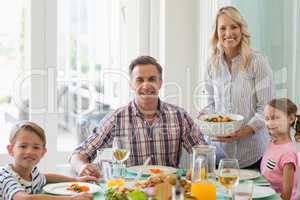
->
[73,99,206,167]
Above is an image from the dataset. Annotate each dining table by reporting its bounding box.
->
[90,169,282,200]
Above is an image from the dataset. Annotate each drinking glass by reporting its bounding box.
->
[234,180,253,200]
[192,145,216,179]
[112,137,130,164]
[191,157,216,200]
[101,161,125,188]
[218,158,240,199]
[112,137,130,179]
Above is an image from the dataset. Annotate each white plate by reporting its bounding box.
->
[239,169,260,180]
[127,165,177,176]
[215,169,260,180]
[43,182,102,195]
[219,185,276,199]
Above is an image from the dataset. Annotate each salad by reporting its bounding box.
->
[204,115,233,122]
[105,188,150,200]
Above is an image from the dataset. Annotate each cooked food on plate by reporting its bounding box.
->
[149,168,163,174]
[66,183,89,193]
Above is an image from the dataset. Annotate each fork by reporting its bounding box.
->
[135,156,151,181]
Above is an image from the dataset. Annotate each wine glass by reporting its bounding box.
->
[218,158,240,199]
[112,137,130,164]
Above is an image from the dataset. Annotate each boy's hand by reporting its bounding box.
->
[71,192,93,200]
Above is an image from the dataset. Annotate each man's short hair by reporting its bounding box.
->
[129,56,163,79]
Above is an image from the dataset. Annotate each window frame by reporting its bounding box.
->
[0,0,150,171]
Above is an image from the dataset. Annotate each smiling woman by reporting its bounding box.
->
[200,6,275,169]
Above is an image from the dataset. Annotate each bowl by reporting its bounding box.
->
[198,113,244,136]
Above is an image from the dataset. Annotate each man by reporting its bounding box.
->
[70,56,206,177]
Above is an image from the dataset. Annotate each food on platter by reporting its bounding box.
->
[105,174,193,199]
[135,174,191,196]
[204,115,234,122]
[135,174,168,188]
[198,113,244,136]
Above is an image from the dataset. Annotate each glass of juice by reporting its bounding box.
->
[191,181,216,200]
[191,156,216,200]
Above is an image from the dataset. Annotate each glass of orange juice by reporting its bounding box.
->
[191,181,216,200]
[191,157,216,200]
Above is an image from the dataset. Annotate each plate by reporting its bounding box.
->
[43,182,102,195]
[239,169,260,180]
[127,165,177,177]
[219,185,276,199]
[215,169,260,180]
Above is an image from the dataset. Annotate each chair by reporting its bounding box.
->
[76,103,112,143]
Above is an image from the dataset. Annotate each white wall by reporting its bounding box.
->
[157,0,200,117]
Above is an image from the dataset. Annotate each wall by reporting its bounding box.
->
[231,0,300,106]
[157,0,200,117]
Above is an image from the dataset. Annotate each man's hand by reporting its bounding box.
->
[210,126,254,143]
[78,163,101,178]
[75,175,101,184]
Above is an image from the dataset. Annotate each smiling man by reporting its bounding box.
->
[70,56,206,177]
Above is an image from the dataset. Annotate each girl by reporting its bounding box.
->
[261,98,300,200]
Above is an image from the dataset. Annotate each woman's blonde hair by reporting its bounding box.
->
[209,6,252,71]
[9,121,46,147]
[267,98,300,142]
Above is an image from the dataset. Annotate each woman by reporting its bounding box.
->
[201,6,275,169]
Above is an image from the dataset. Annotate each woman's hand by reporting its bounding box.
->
[210,126,254,143]
[197,111,206,119]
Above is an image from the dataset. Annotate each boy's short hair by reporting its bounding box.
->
[9,121,46,147]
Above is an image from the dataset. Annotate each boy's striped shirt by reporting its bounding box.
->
[0,165,47,200]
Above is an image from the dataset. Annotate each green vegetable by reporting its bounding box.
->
[105,188,128,200]
[127,191,147,200]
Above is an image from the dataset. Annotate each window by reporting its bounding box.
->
[57,0,132,152]
[0,0,30,153]
[0,0,145,170]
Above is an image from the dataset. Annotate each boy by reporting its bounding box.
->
[0,121,97,200]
